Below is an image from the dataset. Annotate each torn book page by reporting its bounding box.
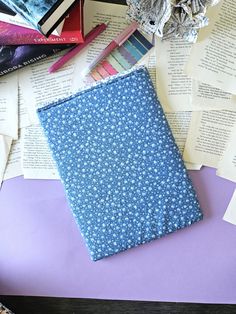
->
[192,81,236,111]
[21,125,59,180]
[165,112,202,170]
[0,73,18,139]
[19,85,31,129]
[139,46,156,86]
[183,110,236,168]
[155,37,199,112]
[217,127,236,183]
[142,49,201,170]
[186,1,236,95]
[223,190,236,226]
[18,52,75,125]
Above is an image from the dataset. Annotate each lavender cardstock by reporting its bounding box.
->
[0,167,236,304]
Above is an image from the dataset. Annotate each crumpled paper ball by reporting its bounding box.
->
[126,0,220,42]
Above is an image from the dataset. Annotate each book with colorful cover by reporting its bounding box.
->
[0,0,15,15]
[0,1,84,45]
[0,0,79,36]
[0,43,74,77]
[0,0,66,35]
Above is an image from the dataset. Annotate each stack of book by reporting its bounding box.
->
[0,0,84,76]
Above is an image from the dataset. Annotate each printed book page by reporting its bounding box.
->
[139,48,156,86]
[0,73,18,139]
[72,0,128,91]
[217,127,236,183]
[155,37,199,112]
[192,81,236,111]
[155,35,236,112]
[19,52,75,124]
[165,112,202,170]
[186,0,236,94]
[0,135,12,185]
[183,111,236,168]
[141,50,201,170]
[19,85,31,129]
[3,134,22,181]
[223,189,236,226]
[21,125,59,180]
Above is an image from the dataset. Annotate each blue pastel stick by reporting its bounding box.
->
[118,46,137,65]
[123,41,142,61]
[111,49,131,70]
[133,30,153,50]
[128,34,148,55]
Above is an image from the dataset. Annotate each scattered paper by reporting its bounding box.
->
[155,34,236,112]
[142,50,201,170]
[186,1,236,94]
[140,48,157,86]
[165,112,202,170]
[217,127,236,183]
[223,190,236,226]
[192,81,236,111]
[155,37,198,112]
[19,53,75,124]
[0,73,18,139]
[0,135,12,185]
[21,125,59,180]
[183,111,236,168]
[72,0,128,91]
[1,0,235,189]
[19,85,31,129]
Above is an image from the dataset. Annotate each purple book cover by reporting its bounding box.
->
[0,43,73,76]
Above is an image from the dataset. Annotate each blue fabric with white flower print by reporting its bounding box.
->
[38,67,203,261]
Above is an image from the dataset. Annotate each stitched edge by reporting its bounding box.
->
[37,65,148,113]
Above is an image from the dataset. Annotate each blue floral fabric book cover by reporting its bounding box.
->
[38,67,203,261]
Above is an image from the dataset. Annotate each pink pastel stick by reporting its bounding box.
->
[96,64,110,78]
[101,60,118,75]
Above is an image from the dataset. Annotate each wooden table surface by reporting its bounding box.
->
[1,296,236,314]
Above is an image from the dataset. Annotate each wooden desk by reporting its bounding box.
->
[1,296,236,314]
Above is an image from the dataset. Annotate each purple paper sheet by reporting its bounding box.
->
[0,167,236,304]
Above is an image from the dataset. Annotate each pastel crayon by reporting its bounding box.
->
[111,49,131,70]
[118,46,136,65]
[101,60,118,75]
[128,34,148,55]
[133,30,153,50]
[106,55,126,72]
[123,41,142,61]
[96,64,110,78]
